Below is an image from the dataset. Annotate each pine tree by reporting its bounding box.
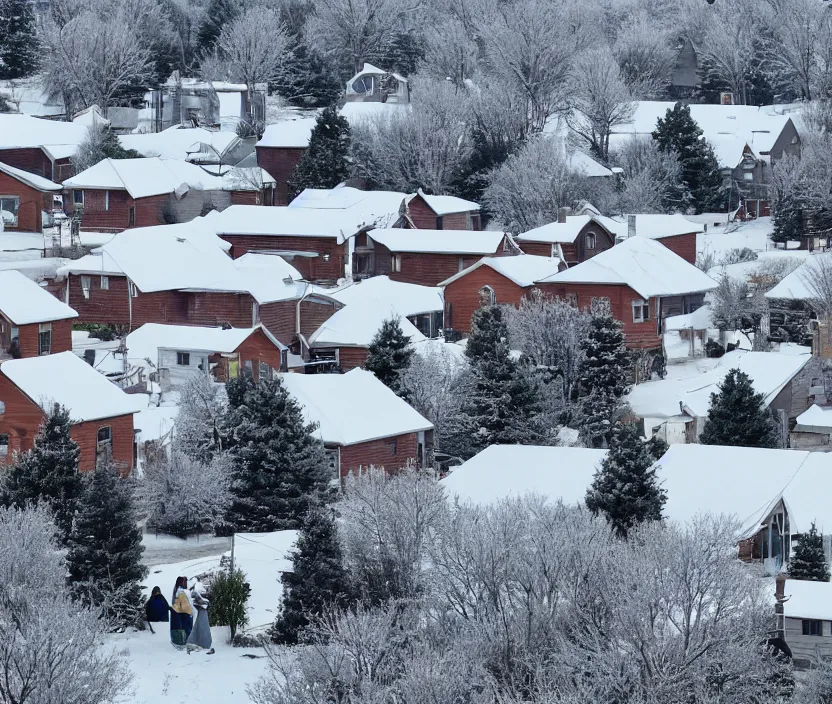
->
[287,106,352,201]
[700,369,780,448]
[271,43,342,108]
[458,306,540,457]
[0,404,82,546]
[66,464,146,624]
[578,305,630,401]
[271,504,352,645]
[364,316,414,397]
[196,0,239,53]
[0,0,39,79]
[652,103,725,214]
[789,522,831,582]
[225,377,330,532]
[772,191,806,245]
[585,423,667,538]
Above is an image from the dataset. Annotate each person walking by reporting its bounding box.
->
[186,582,214,654]
[145,586,170,630]
[170,576,193,648]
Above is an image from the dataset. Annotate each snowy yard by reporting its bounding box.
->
[697,217,802,257]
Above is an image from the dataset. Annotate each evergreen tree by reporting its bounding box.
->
[225,377,330,532]
[789,522,831,582]
[66,464,146,624]
[578,304,630,401]
[271,504,352,645]
[272,43,342,108]
[72,124,143,174]
[652,103,725,214]
[771,191,806,245]
[457,305,540,457]
[0,404,82,546]
[585,423,667,538]
[287,106,352,201]
[196,0,239,53]
[364,316,414,397]
[700,369,780,448]
[0,0,39,79]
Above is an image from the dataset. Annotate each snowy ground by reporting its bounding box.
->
[105,627,269,704]
[697,216,804,257]
[142,533,231,567]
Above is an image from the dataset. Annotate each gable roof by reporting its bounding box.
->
[328,275,443,317]
[256,117,318,148]
[1,351,144,422]
[782,579,832,620]
[0,161,62,191]
[0,114,88,152]
[516,215,620,244]
[280,367,432,446]
[368,228,504,255]
[765,254,827,301]
[308,299,426,348]
[538,236,717,298]
[410,190,480,215]
[439,254,562,288]
[610,214,704,240]
[0,270,78,324]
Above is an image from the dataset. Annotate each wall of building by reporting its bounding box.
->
[337,346,368,371]
[339,432,419,477]
[298,298,339,339]
[74,190,170,232]
[785,616,832,666]
[67,273,132,326]
[406,195,479,230]
[184,292,255,328]
[236,328,284,374]
[517,223,614,264]
[0,147,52,179]
[654,233,697,264]
[0,373,46,464]
[258,299,297,346]
[443,267,529,334]
[255,146,305,205]
[16,318,72,357]
[390,251,484,287]
[220,234,347,282]
[71,413,135,472]
[0,171,50,232]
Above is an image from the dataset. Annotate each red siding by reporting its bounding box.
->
[221,234,346,282]
[339,432,419,477]
[655,233,697,265]
[390,252,482,287]
[406,194,478,230]
[73,190,168,232]
[256,146,305,206]
[67,273,131,326]
[0,171,52,232]
[338,347,368,371]
[517,241,553,257]
[516,222,615,264]
[0,148,52,179]
[258,300,296,346]
[235,328,284,373]
[16,319,72,357]
[71,414,135,472]
[298,299,339,339]
[443,267,529,334]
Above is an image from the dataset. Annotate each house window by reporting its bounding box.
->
[96,425,112,468]
[128,281,138,298]
[586,232,597,250]
[0,196,20,227]
[551,244,559,258]
[259,361,269,379]
[81,275,91,299]
[38,322,52,355]
[104,190,109,211]
[502,237,511,252]
[479,285,496,307]
[73,190,83,206]
[632,299,649,323]
[457,257,464,272]
[392,254,402,273]
[435,216,444,230]
[128,206,135,227]
[176,352,190,366]
[0,434,8,458]
[803,620,823,636]
[100,276,109,290]
[743,172,754,181]
[565,293,578,308]
[388,437,398,455]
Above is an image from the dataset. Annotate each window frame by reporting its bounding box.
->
[128,281,139,298]
[38,322,52,355]
[80,275,91,299]
[128,205,135,227]
[73,190,84,206]
[100,275,109,290]
[259,360,269,380]
[803,619,823,636]
[96,425,112,469]
[104,190,109,211]
[478,285,496,307]
[0,196,20,228]
[391,254,402,273]
[586,231,597,250]
[632,299,649,323]
[176,351,190,366]
[0,433,8,459]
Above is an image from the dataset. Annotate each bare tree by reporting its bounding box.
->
[0,505,131,704]
[612,9,676,98]
[217,6,291,101]
[800,254,832,320]
[566,47,634,162]
[173,372,228,463]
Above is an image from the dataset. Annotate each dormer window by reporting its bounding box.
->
[586,232,597,250]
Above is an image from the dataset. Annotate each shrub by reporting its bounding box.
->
[210,567,250,641]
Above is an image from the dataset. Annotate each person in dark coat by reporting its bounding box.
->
[145,586,170,622]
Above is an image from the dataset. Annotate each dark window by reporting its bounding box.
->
[479,285,496,307]
[0,196,20,227]
[389,438,398,456]
[586,232,597,249]
[128,206,135,227]
[803,620,823,636]
[176,352,190,366]
[73,190,83,205]
[435,216,444,230]
[96,426,112,469]
[259,361,269,379]
[38,323,52,355]
[0,434,8,458]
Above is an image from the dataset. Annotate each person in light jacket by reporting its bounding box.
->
[170,576,193,648]
[186,582,214,654]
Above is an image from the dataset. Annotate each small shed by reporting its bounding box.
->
[779,578,832,667]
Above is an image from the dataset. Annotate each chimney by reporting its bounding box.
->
[557,207,568,224]
[627,215,637,239]
[775,572,787,602]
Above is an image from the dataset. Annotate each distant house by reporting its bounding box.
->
[669,39,700,99]
[0,114,88,182]
[402,191,481,230]
[608,214,703,265]
[125,323,287,389]
[790,404,832,449]
[344,63,410,104]
[0,270,77,358]
[0,161,62,232]
[440,255,563,335]
[777,578,832,668]
[63,158,276,231]
[0,351,143,470]
[356,229,511,285]
[536,237,717,349]
[255,117,318,205]
[280,368,433,478]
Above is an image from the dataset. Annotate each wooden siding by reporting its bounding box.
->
[0,171,52,232]
[655,233,697,264]
[298,298,339,339]
[16,319,72,357]
[71,413,135,472]
[339,432,419,477]
[391,253,482,287]
[516,221,615,264]
[255,146,305,205]
[406,194,478,230]
[338,347,368,371]
[0,147,52,179]
[235,328,284,374]
[785,617,832,666]
[73,190,169,232]
[536,281,661,349]
[220,234,347,282]
[517,241,554,257]
[67,273,132,326]
[258,300,296,346]
[443,267,529,334]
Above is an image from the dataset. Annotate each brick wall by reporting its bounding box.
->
[0,171,51,232]
[0,147,51,178]
[221,234,347,282]
[655,233,697,265]
[443,267,529,334]
[255,146,306,205]
[16,318,72,357]
[339,432,419,477]
[71,414,135,472]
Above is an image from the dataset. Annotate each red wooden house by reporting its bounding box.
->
[255,117,318,205]
[535,237,717,349]
[607,214,703,265]
[0,162,63,233]
[0,270,78,358]
[440,255,563,335]
[281,368,434,477]
[354,229,512,286]
[0,114,87,182]
[62,158,276,232]
[0,351,143,471]
[402,190,482,230]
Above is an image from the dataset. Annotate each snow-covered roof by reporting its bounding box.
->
[0,78,65,118]
[328,275,443,317]
[56,252,125,277]
[568,149,613,177]
[795,404,832,430]
[256,117,318,148]
[280,368,433,446]
[538,236,717,298]
[133,403,178,444]
[1,351,144,422]
[0,270,78,324]
[0,161,62,191]
[368,228,503,255]
[72,105,109,128]
[626,349,812,420]
[609,214,704,240]
[439,254,562,288]
[516,215,620,245]
[339,101,410,126]
[62,158,270,199]
[126,323,285,364]
[0,114,88,151]
[783,579,832,620]
[410,190,480,215]
[663,304,714,331]
[309,299,425,348]
[440,445,607,505]
[119,126,239,162]
[233,252,302,281]
[765,254,828,301]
